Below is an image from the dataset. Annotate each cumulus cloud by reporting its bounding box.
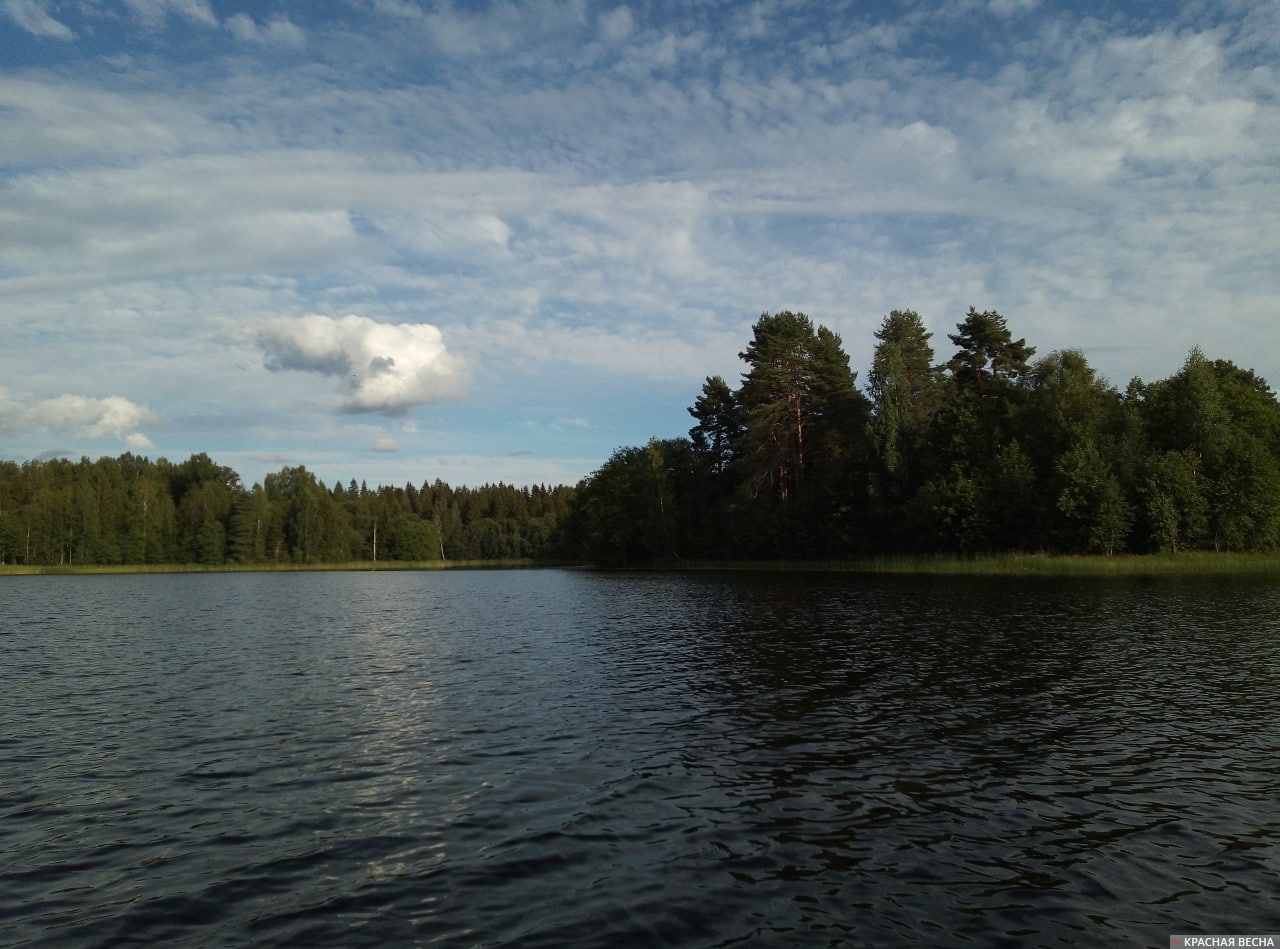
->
[31,394,158,439]
[2,0,74,39]
[0,391,159,447]
[256,314,465,415]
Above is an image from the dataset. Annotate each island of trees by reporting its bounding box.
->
[565,308,1280,564]
[2,307,1277,569]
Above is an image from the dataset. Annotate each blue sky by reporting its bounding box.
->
[2,0,1277,489]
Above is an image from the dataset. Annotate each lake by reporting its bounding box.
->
[2,569,1278,946]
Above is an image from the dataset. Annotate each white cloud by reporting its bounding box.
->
[225,13,305,49]
[1,3,1277,488]
[988,0,1038,17]
[122,0,216,29]
[31,394,157,439]
[0,153,366,282]
[0,386,24,431]
[2,0,74,39]
[371,436,400,453]
[598,6,632,44]
[377,211,513,263]
[367,0,427,24]
[0,392,159,447]
[381,0,590,59]
[453,316,742,387]
[0,78,193,165]
[616,31,705,77]
[255,314,466,415]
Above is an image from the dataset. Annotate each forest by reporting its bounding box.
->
[3,307,1277,569]
[0,453,574,566]
[564,308,1280,564]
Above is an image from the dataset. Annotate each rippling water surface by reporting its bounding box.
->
[2,569,1279,946]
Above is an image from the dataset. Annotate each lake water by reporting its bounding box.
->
[2,569,1278,946]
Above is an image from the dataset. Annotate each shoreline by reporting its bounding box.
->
[0,559,548,576]
[658,551,1280,577]
[4,552,1280,577]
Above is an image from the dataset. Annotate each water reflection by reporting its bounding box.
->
[571,571,1280,942]
[3,570,1278,946]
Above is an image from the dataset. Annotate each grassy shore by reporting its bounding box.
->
[0,559,544,576]
[666,551,1280,577]
[4,552,1280,577]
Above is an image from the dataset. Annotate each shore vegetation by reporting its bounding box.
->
[564,308,1280,566]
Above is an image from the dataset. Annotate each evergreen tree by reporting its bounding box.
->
[736,311,819,502]
[736,311,864,505]
[947,307,1036,393]
[867,309,942,542]
[913,308,1039,551]
[868,309,939,489]
[688,375,741,478]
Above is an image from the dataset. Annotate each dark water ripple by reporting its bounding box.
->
[2,570,1278,946]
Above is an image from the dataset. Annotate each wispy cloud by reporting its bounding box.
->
[122,0,216,29]
[598,6,633,44]
[1,1,1276,487]
[2,0,73,39]
[225,13,305,49]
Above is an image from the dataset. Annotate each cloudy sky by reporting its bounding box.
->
[2,0,1277,489]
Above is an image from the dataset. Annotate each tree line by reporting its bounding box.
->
[563,308,1280,564]
[0,452,575,566]
[6,306,1275,569]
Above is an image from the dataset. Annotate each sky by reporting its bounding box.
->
[2,0,1277,490]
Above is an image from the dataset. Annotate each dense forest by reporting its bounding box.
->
[564,308,1280,564]
[4,306,1277,569]
[0,453,574,566]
